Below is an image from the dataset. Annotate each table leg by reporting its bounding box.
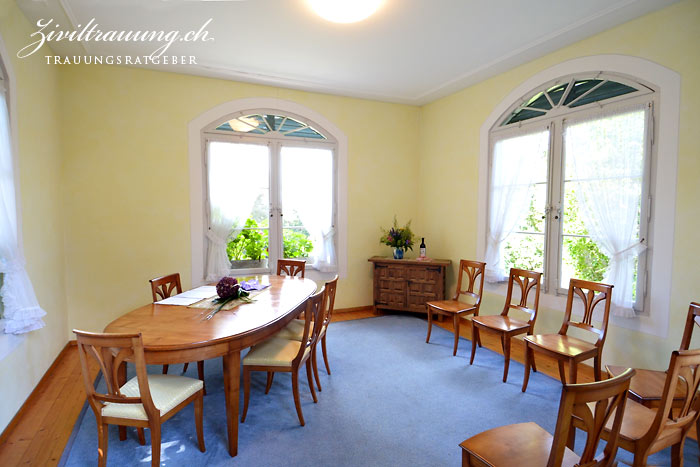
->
[222,350,241,457]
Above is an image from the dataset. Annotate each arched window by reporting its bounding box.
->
[486,72,655,317]
[200,108,340,280]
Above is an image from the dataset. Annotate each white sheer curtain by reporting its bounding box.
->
[205,141,268,281]
[281,146,336,272]
[485,130,549,282]
[564,104,647,317]
[0,80,46,334]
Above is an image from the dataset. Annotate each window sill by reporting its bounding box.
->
[484,282,662,337]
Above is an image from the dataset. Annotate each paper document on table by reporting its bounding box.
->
[179,286,217,299]
[155,295,203,306]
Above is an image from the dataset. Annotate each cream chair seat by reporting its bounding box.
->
[244,337,310,367]
[102,374,203,421]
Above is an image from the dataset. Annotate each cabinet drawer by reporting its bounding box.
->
[377,265,407,280]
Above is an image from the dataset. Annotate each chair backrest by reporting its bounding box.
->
[501,268,542,331]
[321,275,339,329]
[73,330,158,421]
[277,259,306,278]
[679,302,700,351]
[453,260,486,309]
[549,368,636,467]
[149,273,182,302]
[559,278,613,348]
[641,348,700,448]
[294,287,325,365]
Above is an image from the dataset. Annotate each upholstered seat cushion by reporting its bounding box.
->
[101,374,203,421]
[275,319,306,341]
[244,337,309,367]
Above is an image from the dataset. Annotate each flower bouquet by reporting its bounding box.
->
[204,277,254,320]
[380,217,414,259]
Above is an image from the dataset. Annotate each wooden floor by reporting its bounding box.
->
[0,308,689,465]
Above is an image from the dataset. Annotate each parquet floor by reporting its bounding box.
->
[0,308,691,465]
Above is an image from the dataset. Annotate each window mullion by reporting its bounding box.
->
[547,119,565,293]
[269,141,281,270]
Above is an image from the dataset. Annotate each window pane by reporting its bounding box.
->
[561,236,609,287]
[569,81,637,108]
[504,233,545,273]
[208,141,270,269]
[563,79,603,106]
[280,146,333,260]
[490,129,549,280]
[562,107,646,306]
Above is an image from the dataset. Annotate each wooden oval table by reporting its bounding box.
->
[104,275,317,457]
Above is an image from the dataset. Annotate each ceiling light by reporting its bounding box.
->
[308,0,383,24]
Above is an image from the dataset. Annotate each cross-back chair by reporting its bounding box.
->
[522,278,613,392]
[276,275,339,391]
[577,349,700,466]
[460,368,635,467]
[426,259,486,356]
[277,259,306,278]
[74,330,205,467]
[470,268,542,382]
[241,287,325,426]
[149,273,206,393]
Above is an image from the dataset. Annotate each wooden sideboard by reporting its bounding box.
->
[368,257,451,314]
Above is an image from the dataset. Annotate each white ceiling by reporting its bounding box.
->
[17,0,676,105]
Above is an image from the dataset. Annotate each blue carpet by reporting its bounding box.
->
[60,315,698,466]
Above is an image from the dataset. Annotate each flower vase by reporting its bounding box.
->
[393,248,404,259]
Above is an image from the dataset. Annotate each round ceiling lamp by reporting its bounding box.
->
[308,0,383,24]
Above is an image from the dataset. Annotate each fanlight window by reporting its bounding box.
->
[501,77,650,126]
[215,114,327,140]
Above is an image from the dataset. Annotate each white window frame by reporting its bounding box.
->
[490,80,654,312]
[189,98,348,285]
[477,55,680,338]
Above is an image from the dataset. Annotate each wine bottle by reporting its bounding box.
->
[420,237,426,258]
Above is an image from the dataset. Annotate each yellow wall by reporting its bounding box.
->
[418,0,700,369]
[59,64,421,333]
[0,1,67,430]
[1,0,698,435]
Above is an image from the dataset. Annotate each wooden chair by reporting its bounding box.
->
[149,273,206,393]
[460,368,635,467]
[241,287,325,426]
[277,259,306,278]
[426,259,486,356]
[607,302,700,408]
[522,278,613,392]
[470,268,542,383]
[74,330,205,467]
[576,349,700,466]
[276,275,339,391]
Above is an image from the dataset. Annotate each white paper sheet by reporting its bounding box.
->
[155,295,203,306]
[179,286,217,299]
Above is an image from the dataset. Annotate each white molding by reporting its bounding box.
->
[188,97,348,286]
[477,54,680,338]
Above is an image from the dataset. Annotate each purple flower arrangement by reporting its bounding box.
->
[380,216,414,252]
[212,276,253,314]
